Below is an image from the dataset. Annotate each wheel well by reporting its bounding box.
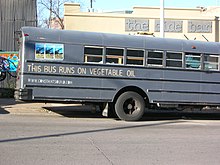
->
[113,86,149,105]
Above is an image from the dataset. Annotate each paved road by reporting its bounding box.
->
[1,99,220,165]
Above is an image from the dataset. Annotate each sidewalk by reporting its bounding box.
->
[0,98,94,117]
[0,98,57,115]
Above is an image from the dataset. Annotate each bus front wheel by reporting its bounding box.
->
[115,91,145,121]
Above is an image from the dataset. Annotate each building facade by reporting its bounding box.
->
[0,0,37,51]
[64,3,220,42]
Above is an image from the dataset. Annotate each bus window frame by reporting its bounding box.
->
[185,52,202,70]
[203,54,219,71]
[84,46,104,64]
[105,47,124,65]
[126,48,145,66]
[165,51,183,68]
[83,45,220,73]
[146,50,164,67]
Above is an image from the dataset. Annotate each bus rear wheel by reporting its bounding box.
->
[115,91,145,121]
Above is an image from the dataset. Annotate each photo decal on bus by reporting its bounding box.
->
[35,43,64,60]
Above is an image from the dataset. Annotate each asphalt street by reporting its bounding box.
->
[1,99,220,165]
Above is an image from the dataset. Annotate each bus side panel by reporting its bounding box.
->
[31,87,102,101]
[20,73,103,101]
[146,69,220,105]
[99,68,220,105]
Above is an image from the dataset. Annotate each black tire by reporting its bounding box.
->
[115,91,145,121]
[107,102,117,118]
[0,72,6,81]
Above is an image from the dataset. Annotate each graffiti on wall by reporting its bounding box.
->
[0,52,19,72]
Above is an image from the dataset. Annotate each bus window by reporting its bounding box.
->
[166,51,182,68]
[204,54,219,71]
[147,50,163,67]
[126,49,144,66]
[185,53,201,69]
[84,46,103,63]
[106,48,123,64]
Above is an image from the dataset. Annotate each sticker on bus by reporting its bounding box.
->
[35,43,64,60]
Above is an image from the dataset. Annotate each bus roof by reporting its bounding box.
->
[21,26,220,55]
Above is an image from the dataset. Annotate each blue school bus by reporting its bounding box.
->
[15,27,220,121]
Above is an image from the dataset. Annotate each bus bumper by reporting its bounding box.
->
[14,88,33,101]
